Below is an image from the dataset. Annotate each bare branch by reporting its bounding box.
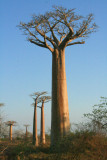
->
[29,39,46,48]
[5,121,16,126]
[38,95,51,104]
[59,30,74,48]
[35,26,56,48]
[48,22,59,46]
[30,91,48,103]
[19,6,97,51]
[44,35,54,52]
[67,41,85,46]
[24,124,30,127]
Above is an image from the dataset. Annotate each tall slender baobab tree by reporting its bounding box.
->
[19,6,97,145]
[31,92,47,146]
[38,96,51,144]
[24,124,30,139]
[5,121,16,141]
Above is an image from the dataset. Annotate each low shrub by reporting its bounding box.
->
[52,131,107,160]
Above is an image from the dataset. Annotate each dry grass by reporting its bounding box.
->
[0,131,107,160]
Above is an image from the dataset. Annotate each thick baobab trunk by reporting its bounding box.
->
[10,125,12,141]
[51,48,70,145]
[33,100,38,146]
[40,102,45,144]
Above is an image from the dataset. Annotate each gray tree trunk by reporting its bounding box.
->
[51,48,70,145]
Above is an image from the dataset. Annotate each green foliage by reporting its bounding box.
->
[84,97,107,134]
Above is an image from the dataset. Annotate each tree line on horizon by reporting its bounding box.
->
[0,92,51,144]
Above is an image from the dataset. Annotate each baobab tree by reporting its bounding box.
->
[5,121,16,141]
[19,6,97,145]
[24,124,30,139]
[38,95,51,144]
[31,92,47,146]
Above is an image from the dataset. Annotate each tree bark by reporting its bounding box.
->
[51,48,70,145]
[33,100,38,146]
[40,102,45,144]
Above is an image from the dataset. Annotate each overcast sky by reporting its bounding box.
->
[0,0,107,133]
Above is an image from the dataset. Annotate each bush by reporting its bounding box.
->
[52,131,107,160]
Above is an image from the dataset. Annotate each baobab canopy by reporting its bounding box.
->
[19,6,97,52]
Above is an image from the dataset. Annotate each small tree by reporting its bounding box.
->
[5,121,16,141]
[19,6,97,145]
[38,95,51,144]
[84,97,107,134]
[31,92,47,146]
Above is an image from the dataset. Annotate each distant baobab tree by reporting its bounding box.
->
[31,92,47,146]
[19,6,97,145]
[5,121,16,141]
[24,124,30,139]
[38,95,51,144]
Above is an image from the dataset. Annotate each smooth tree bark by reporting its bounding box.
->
[19,6,97,145]
[51,48,70,143]
[40,102,45,144]
[33,98,38,146]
